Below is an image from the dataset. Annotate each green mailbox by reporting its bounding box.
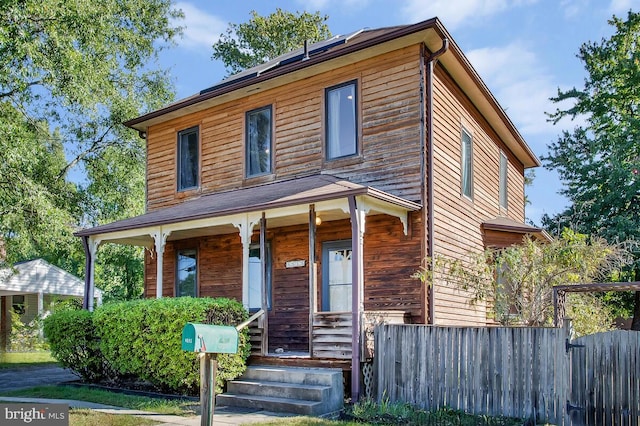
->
[181,323,239,354]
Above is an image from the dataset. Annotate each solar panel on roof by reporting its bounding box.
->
[199,29,366,96]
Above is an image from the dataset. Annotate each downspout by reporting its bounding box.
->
[424,38,448,324]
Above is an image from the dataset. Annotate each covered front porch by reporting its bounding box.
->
[75,174,422,399]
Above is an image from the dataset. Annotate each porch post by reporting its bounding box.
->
[1,296,8,352]
[232,215,260,309]
[348,196,365,401]
[37,291,44,338]
[308,204,317,356]
[151,229,170,298]
[83,236,101,311]
[37,291,43,316]
[81,236,91,310]
[260,213,268,355]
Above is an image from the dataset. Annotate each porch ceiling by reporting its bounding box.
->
[75,174,421,246]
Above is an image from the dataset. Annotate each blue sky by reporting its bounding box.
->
[156,0,637,226]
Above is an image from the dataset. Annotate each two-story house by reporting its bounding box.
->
[76,17,546,401]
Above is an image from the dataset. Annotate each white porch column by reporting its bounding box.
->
[232,214,260,309]
[37,292,44,316]
[151,229,170,299]
[37,291,44,338]
[348,196,366,401]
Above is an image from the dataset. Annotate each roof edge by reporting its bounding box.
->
[124,18,441,131]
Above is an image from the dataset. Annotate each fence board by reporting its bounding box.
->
[375,324,569,424]
[569,330,640,426]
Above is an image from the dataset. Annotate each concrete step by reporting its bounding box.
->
[218,365,344,416]
[240,366,342,386]
[227,379,331,401]
[216,393,323,416]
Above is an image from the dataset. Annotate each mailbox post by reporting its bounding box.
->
[182,323,239,426]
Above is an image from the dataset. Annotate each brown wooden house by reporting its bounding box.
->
[76,17,544,400]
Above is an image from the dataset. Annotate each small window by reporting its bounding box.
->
[326,81,358,159]
[12,295,25,315]
[461,128,473,198]
[176,249,197,297]
[499,152,508,209]
[246,106,272,177]
[177,127,199,191]
[248,243,272,310]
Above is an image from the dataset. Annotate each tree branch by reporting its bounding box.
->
[0,80,43,99]
[58,125,116,179]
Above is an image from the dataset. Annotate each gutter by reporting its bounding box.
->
[424,38,449,324]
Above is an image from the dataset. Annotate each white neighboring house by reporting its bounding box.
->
[0,258,102,325]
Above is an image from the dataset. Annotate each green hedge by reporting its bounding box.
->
[45,297,250,395]
[43,309,106,381]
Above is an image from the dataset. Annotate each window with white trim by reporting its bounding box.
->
[176,249,197,297]
[461,128,473,198]
[325,81,358,159]
[246,106,272,177]
[499,151,508,209]
[177,127,199,191]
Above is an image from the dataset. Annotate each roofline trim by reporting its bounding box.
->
[124,18,440,129]
[75,184,421,238]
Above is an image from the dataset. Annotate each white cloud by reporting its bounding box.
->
[559,0,589,19]
[173,2,227,51]
[609,0,635,15]
[400,0,538,29]
[465,42,574,142]
[297,0,371,12]
[302,0,331,8]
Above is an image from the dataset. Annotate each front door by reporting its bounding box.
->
[322,240,352,312]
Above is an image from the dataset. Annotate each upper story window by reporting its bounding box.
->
[176,248,197,297]
[326,80,358,160]
[499,151,508,209]
[246,105,273,177]
[461,128,474,199]
[177,126,199,191]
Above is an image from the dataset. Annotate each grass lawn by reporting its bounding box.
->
[0,384,531,425]
[0,351,57,368]
[69,409,160,426]
[0,385,196,416]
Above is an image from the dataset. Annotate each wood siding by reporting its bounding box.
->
[145,213,423,349]
[145,45,424,212]
[142,41,533,329]
[430,65,526,326]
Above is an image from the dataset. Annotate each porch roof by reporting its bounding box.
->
[482,216,552,242]
[75,174,421,241]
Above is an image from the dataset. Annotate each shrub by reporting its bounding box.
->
[43,309,106,381]
[92,297,249,395]
[9,311,49,352]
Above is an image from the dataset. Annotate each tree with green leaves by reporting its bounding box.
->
[414,230,631,334]
[212,8,332,75]
[0,0,182,298]
[0,102,80,267]
[542,10,640,329]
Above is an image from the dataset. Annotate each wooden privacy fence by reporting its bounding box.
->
[375,324,640,425]
[375,324,570,424]
[568,330,640,426]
